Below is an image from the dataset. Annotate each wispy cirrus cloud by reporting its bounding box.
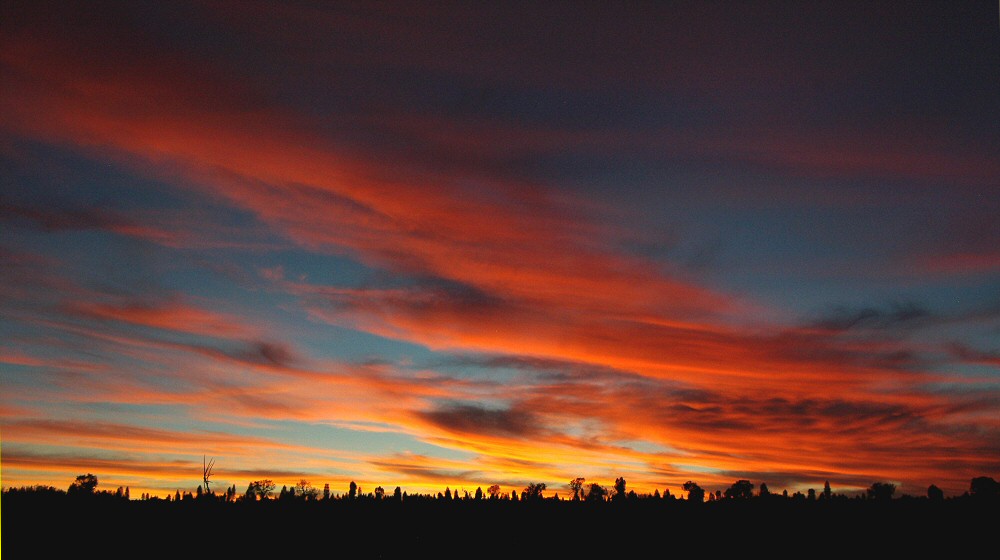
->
[63,299,257,339]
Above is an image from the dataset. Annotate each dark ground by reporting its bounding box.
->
[4,492,996,557]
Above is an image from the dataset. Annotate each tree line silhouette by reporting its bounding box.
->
[9,468,1000,558]
[6,471,998,556]
[9,471,1000,504]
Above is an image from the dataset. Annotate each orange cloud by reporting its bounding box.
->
[64,300,256,339]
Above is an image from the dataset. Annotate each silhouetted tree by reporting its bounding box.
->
[724,480,754,499]
[394,486,402,501]
[203,456,215,495]
[125,486,130,500]
[524,483,546,500]
[323,483,330,500]
[586,483,607,502]
[653,489,660,499]
[349,481,358,499]
[295,480,319,500]
[569,478,585,501]
[613,477,627,501]
[445,487,452,500]
[683,481,704,503]
[474,487,483,500]
[867,482,896,501]
[927,484,944,501]
[374,486,385,500]
[68,473,98,495]
[822,481,832,500]
[807,488,816,501]
[248,480,275,500]
[197,485,203,498]
[969,476,1000,498]
[511,490,518,501]
[488,484,502,499]
[759,483,770,497]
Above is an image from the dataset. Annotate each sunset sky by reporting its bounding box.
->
[2,1,998,499]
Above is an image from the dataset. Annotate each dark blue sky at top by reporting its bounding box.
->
[126,1,1000,317]
[4,0,998,366]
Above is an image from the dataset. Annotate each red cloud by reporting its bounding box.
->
[65,300,255,339]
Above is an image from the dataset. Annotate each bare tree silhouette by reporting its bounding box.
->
[203,456,215,495]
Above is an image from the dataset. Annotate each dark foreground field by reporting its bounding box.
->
[5,492,997,557]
